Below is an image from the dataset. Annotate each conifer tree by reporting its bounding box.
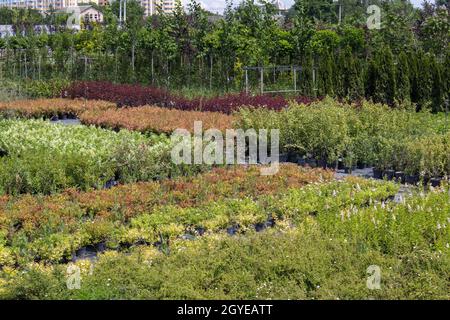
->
[300,50,314,96]
[395,52,411,102]
[430,56,444,112]
[337,46,363,100]
[368,47,396,105]
[317,51,334,97]
[408,52,420,105]
[416,52,433,109]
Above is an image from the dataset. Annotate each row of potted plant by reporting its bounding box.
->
[79,105,236,134]
[0,98,114,119]
[64,81,315,114]
[0,165,334,266]
[237,98,450,182]
[0,119,202,195]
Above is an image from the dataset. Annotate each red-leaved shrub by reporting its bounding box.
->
[64,81,315,114]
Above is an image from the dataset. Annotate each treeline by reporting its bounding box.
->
[0,0,449,109]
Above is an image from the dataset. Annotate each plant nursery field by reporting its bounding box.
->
[0,94,449,300]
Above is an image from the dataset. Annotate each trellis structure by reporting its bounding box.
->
[244,65,305,94]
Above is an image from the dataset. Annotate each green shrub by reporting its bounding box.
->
[22,79,71,99]
[0,119,200,195]
[237,99,450,175]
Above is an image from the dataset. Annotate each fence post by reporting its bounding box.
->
[245,68,249,94]
[293,67,297,92]
[260,67,264,94]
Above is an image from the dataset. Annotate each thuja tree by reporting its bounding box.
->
[396,51,410,102]
[300,51,314,96]
[317,51,335,97]
[415,52,433,109]
[430,56,445,112]
[445,52,450,104]
[336,46,363,101]
[366,47,396,105]
[408,51,420,105]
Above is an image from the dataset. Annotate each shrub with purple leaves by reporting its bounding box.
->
[64,81,315,114]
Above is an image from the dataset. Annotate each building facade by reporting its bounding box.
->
[0,0,174,16]
[139,0,174,16]
[0,0,69,12]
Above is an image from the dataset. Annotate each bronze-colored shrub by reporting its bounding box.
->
[0,98,115,118]
[79,105,236,134]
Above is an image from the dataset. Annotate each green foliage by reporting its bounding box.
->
[2,177,449,300]
[336,46,363,100]
[317,51,334,96]
[0,119,195,195]
[237,98,450,174]
[0,0,445,106]
[430,57,445,112]
[395,52,410,103]
[22,79,71,98]
[310,29,340,55]
[366,47,396,105]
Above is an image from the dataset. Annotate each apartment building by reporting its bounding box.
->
[139,0,174,16]
[0,0,173,16]
[0,0,103,13]
[0,0,62,11]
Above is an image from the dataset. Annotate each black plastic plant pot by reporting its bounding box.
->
[422,175,431,186]
[357,162,366,170]
[405,174,419,185]
[287,152,300,163]
[279,153,289,163]
[307,159,318,168]
[373,168,383,179]
[195,227,206,236]
[394,171,405,184]
[104,179,118,189]
[254,222,266,232]
[384,169,395,180]
[430,177,442,187]
[227,225,239,236]
[265,217,275,228]
[337,160,345,170]
[50,115,59,122]
[344,166,355,174]
[95,242,107,252]
[317,159,328,169]
[297,158,307,166]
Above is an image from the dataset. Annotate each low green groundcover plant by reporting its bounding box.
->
[0,119,200,195]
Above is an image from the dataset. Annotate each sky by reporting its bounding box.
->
[193,0,424,14]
